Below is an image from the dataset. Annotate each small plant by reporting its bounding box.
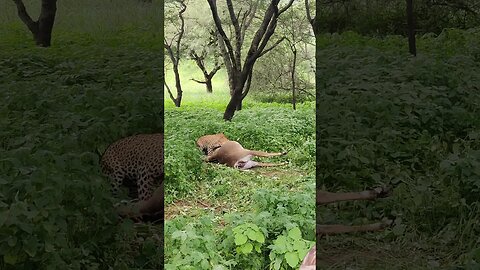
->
[232,223,266,254]
[268,227,313,270]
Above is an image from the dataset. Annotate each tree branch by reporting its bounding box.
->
[279,0,295,15]
[298,87,315,98]
[241,68,253,98]
[175,0,187,61]
[207,0,238,71]
[191,78,207,84]
[226,0,242,67]
[241,0,258,40]
[305,0,317,34]
[259,36,286,57]
[244,3,278,64]
[164,42,176,65]
[12,0,38,34]
[256,11,279,58]
[164,82,176,103]
[209,64,222,78]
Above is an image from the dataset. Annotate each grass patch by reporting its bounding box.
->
[0,7,164,268]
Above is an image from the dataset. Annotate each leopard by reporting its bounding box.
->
[100,133,163,202]
[196,133,288,169]
[195,133,230,156]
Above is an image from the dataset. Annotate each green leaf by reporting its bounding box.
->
[297,243,313,261]
[246,228,265,243]
[240,243,253,254]
[234,233,248,245]
[200,259,210,269]
[293,239,305,251]
[273,235,287,252]
[256,231,265,243]
[288,227,302,240]
[246,228,257,241]
[254,243,262,253]
[23,236,38,257]
[285,251,299,268]
[4,253,17,265]
[273,256,282,270]
[172,230,187,241]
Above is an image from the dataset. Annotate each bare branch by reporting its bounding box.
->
[279,0,295,15]
[208,0,238,71]
[241,68,253,98]
[256,13,279,58]
[226,0,242,67]
[259,36,286,57]
[297,87,315,98]
[191,78,207,84]
[12,0,38,33]
[164,82,176,103]
[210,64,222,78]
[244,3,278,64]
[164,42,176,65]
[241,0,258,38]
[175,0,187,61]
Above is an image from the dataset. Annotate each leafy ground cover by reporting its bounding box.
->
[164,65,316,269]
[317,29,480,269]
[0,7,164,267]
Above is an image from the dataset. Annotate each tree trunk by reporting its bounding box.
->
[237,69,253,111]
[36,0,57,47]
[13,0,57,47]
[164,0,186,107]
[291,46,297,110]
[224,89,243,120]
[205,79,213,93]
[406,0,417,56]
[172,61,183,107]
[190,50,221,93]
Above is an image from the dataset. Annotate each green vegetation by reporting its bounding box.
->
[317,29,480,269]
[318,0,480,35]
[0,1,163,269]
[164,88,315,268]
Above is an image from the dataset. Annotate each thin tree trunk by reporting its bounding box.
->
[170,57,183,107]
[190,50,221,93]
[173,67,182,106]
[216,30,235,95]
[192,77,214,93]
[164,0,186,107]
[13,0,57,47]
[291,45,297,110]
[406,0,417,56]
